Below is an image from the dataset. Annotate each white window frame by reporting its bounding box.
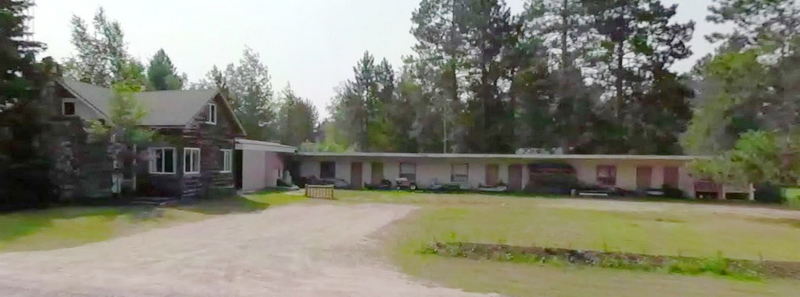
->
[399,162,416,182]
[451,163,469,183]
[149,147,176,174]
[206,103,217,124]
[62,99,76,116]
[184,147,201,174]
[220,149,232,173]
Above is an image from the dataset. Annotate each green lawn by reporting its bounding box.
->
[0,191,306,252]
[335,190,800,297]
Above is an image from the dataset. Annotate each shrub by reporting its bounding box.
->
[755,183,783,203]
[782,187,800,208]
[661,185,686,199]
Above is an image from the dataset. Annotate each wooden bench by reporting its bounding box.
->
[305,184,335,200]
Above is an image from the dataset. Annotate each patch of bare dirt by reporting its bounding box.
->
[0,204,494,297]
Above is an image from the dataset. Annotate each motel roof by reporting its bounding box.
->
[296,152,706,161]
[235,139,297,153]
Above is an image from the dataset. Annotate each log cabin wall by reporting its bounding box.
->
[139,95,241,200]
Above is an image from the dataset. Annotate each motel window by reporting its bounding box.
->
[399,162,416,182]
[596,165,617,187]
[149,147,176,174]
[663,166,680,188]
[320,161,336,179]
[451,163,469,183]
[184,148,201,174]
[220,149,232,173]
[206,103,217,124]
[62,100,76,116]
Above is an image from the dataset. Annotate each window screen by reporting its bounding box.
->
[451,163,468,183]
[399,163,416,181]
[184,148,201,174]
[596,165,617,186]
[320,161,336,179]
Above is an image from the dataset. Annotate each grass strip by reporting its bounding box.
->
[424,242,800,280]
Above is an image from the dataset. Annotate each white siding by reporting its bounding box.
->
[297,156,697,197]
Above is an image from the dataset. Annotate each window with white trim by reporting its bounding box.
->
[184,148,201,174]
[399,162,416,182]
[149,147,176,174]
[220,149,232,173]
[206,103,217,124]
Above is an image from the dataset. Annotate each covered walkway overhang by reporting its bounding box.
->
[234,139,297,192]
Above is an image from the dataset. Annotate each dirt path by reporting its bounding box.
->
[0,203,493,297]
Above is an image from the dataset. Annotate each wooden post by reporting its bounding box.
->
[718,184,727,200]
[748,183,755,201]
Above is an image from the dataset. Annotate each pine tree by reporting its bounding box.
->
[225,48,277,141]
[0,0,55,209]
[146,49,184,90]
[277,84,318,147]
[456,0,519,153]
[584,0,694,154]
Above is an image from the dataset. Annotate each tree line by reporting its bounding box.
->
[4,0,800,209]
[322,0,695,154]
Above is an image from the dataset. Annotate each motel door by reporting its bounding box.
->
[351,162,363,189]
[509,164,523,191]
[636,166,653,189]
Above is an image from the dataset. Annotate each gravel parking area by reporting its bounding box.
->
[0,203,491,297]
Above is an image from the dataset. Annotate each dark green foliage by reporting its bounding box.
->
[754,183,782,204]
[320,0,695,154]
[199,49,278,141]
[0,0,55,210]
[328,52,399,151]
[146,49,184,91]
[276,85,317,146]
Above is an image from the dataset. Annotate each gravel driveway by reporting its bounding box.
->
[0,203,491,297]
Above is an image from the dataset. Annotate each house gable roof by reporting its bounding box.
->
[58,79,246,135]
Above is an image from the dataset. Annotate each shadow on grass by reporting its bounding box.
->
[177,196,271,215]
[178,190,307,215]
[0,207,150,245]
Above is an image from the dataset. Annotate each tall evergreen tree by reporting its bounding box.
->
[328,52,399,151]
[224,48,277,141]
[519,0,598,152]
[277,84,318,147]
[456,0,519,153]
[411,0,469,152]
[0,0,55,209]
[583,0,694,154]
[146,49,184,90]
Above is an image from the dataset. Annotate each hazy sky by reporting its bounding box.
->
[32,0,728,118]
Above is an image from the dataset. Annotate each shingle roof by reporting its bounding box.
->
[59,79,222,127]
